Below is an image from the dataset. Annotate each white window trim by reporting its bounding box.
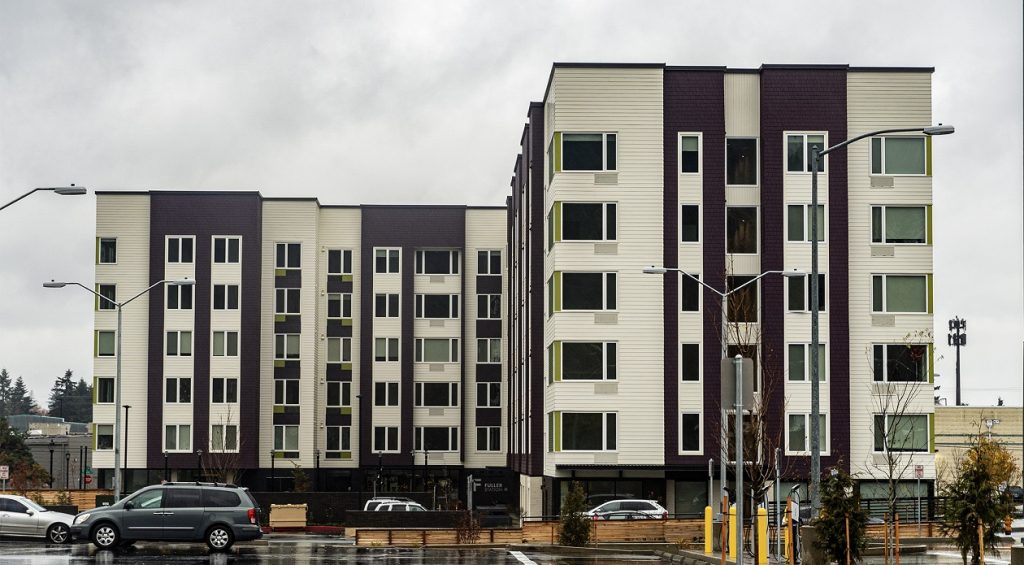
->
[326,381,352,407]
[679,411,703,454]
[97,237,117,265]
[477,382,501,408]
[415,294,459,319]
[373,426,400,453]
[478,250,503,275]
[560,411,618,452]
[96,330,117,357]
[275,242,301,270]
[477,426,502,452]
[415,249,460,275]
[374,337,400,363]
[679,272,702,313]
[212,284,240,310]
[560,131,618,173]
[164,424,193,453]
[274,333,301,360]
[680,342,702,383]
[785,412,830,456]
[414,382,459,408]
[327,249,353,275]
[872,344,930,383]
[871,273,929,314]
[414,337,459,364]
[325,425,352,452]
[374,381,400,407]
[374,293,400,318]
[870,205,929,246]
[211,377,239,404]
[209,424,239,453]
[95,377,115,404]
[871,136,928,177]
[680,203,701,244]
[559,202,617,243]
[560,271,617,312]
[873,413,930,453]
[786,203,828,244]
[165,331,193,357]
[165,235,195,264]
[273,424,299,451]
[374,247,401,274]
[678,132,703,175]
[477,338,502,364]
[786,343,828,383]
[166,284,194,310]
[212,331,239,357]
[787,273,828,313]
[559,341,616,382]
[165,376,192,404]
[327,336,352,364]
[273,379,300,406]
[784,131,829,174]
[96,424,114,450]
[725,137,760,186]
[414,426,460,452]
[275,288,300,316]
[212,236,242,264]
[96,283,117,311]
[477,294,501,319]
[726,205,760,255]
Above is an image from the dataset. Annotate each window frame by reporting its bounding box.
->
[477,294,501,319]
[211,377,239,404]
[785,132,828,174]
[414,382,459,408]
[785,412,829,456]
[95,377,115,404]
[164,423,193,452]
[273,424,299,451]
[415,249,460,275]
[212,284,240,310]
[871,274,929,314]
[327,249,353,275]
[786,343,828,382]
[165,331,193,357]
[415,294,459,319]
[274,333,301,360]
[96,424,114,450]
[414,338,460,364]
[787,273,828,313]
[374,337,400,362]
[476,426,501,452]
[274,288,301,316]
[680,204,700,243]
[560,411,618,452]
[212,236,241,264]
[275,242,301,270]
[680,412,702,454]
[166,236,195,264]
[97,237,117,264]
[725,137,759,186]
[96,330,116,357]
[871,136,928,176]
[679,132,702,175]
[326,425,352,452]
[476,382,502,408]
[726,205,759,254]
[326,381,352,407]
[212,331,239,357]
[559,341,617,382]
[374,381,400,407]
[327,336,352,364]
[873,414,929,453]
[164,376,193,404]
[872,344,929,383]
[477,338,502,364]
[274,379,300,406]
[96,284,116,311]
[786,204,827,243]
[374,293,400,318]
[559,272,617,312]
[374,248,401,274]
[478,250,503,275]
[327,293,353,319]
[871,205,928,245]
[166,284,194,311]
[560,202,617,243]
[679,272,702,313]
[414,426,459,452]
[560,131,617,173]
[680,342,701,382]
[210,424,239,452]
[373,426,400,452]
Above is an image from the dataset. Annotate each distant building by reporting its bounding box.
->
[7,414,89,435]
[934,405,1024,485]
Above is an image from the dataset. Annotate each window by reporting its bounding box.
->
[477,382,501,407]
[96,331,116,357]
[478,250,502,275]
[213,237,240,263]
[166,331,192,357]
[326,426,351,451]
[726,207,758,253]
[327,337,352,364]
[414,427,459,451]
[415,338,459,363]
[562,412,617,451]
[680,273,701,312]
[165,377,192,403]
[873,344,928,382]
[562,272,616,310]
[210,424,238,452]
[98,238,117,264]
[681,343,700,382]
[205,490,241,508]
[166,284,193,310]
[167,237,194,263]
[787,204,826,242]
[872,136,926,175]
[562,203,616,241]
[213,331,239,357]
[96,424,114,450]
[275,288,300,315]
[726,138,758,185]
[477,338,501,364]
[165,424,192,452]
[96,377,114,404]
[274,425,299,451]
[787,274,827,312]
[786,133,827,173]
[327,293,352,319]
[211,377,238,403]
[477,426,501,451]
[681,413,701,453]
[374,293,400,317]
[680,134,700,174]
[874,414,928,452]
[788,414,827,454]
[787,344,827,381]
[872,206,927,244]
[680,205,699,242]
[327,249,353,275]
[562,132,616,172]
[374,338,399,362]
[374,382,399,406]
[326,381,352,407]
[373,426,399,452]
[274,379,299,405]
[375,248,400,274]
[561,342,616,381]
[275,243,301,269]
[97,284,116,310]
[213,284,240,310]
[477,294,501,319]
[726,276,758,323]
[416,250,459,275]
[872,275,928,313]
[274,334,300,360]
[415,294,458,319]
[414,382,459,407]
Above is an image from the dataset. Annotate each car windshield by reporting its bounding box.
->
[19,497,47,512]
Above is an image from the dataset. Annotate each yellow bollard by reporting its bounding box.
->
[729,504,737,560]
[758,507,768,565]
[785,497,793,565]
[705,506,714,554]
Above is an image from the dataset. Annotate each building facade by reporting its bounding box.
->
[508,63,940,516]
[92,192,514,505]
[934,406,1024,488]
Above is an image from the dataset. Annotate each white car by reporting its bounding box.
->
[585,499,668,520]
[363,497,414,511]
[375,502,426,512]
[0,494,74,543]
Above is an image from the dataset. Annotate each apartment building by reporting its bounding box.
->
[508,63,940,517]
[91,192,514,506]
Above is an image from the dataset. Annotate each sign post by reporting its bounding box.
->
[0,464,9,491]
[915,465,924,524]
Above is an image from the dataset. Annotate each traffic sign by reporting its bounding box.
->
[84,475,93,485]
[0,465,9,480]
[915,465,924,479]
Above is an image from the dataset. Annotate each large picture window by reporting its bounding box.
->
[561,412,617,451]
[872,274,928,313]
[874,414,929,452]
[414,382,458,407]
[414,427,459,452]
[415,338,459,363]
[871,206,927,244]
[562,342,616,381]
[562,132,616,172]
[873,344,928,382]
[562,203,616,241]
[726,138,758,185]
[871,136,926,175]
[562,272,616,311]
[415,294,458,319]
[726,207,758,253]
[416,250,459,275]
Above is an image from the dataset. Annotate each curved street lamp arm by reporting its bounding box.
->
[726,269,792,296]
[819,127,932,157]
[61,281,117,308]
[0,188,47,212]
[121,279,173,307]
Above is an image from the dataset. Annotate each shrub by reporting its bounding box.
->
[813,466,868,564]
[558,481,591,547]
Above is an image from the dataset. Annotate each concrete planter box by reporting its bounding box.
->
[270,504,308,529]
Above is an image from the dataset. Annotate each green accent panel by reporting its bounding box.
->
[926,205,933,245]
[553,272,562,312]
[554,132,562,173]
[341,274,353,283]
[553,202,562,242]
[95,238,100,264]
[340,407,352,416]
[92,377,97,404]
[93,427,97,450]
[929,414,936,453]
[340,451,352,460]
[553,342,562,382]
[926,136,933,176]
[275,314,286,322]
[275,268,286,277]
[554,411,561,452]
[927,273,934,313]
[341,362,352,371]
[342,318,353,327]
[274,451,285,459]
[274,360,285,368]
[93,331,98,357]
[273,405,284,414]
[929,343,935,384]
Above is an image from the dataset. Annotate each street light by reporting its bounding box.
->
[0,185,87,212]
[807,123,954,516]
[43,277,195,501]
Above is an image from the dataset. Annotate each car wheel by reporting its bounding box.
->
[92,523,120,549]
[46,523,70,544]
[206,525,234,551]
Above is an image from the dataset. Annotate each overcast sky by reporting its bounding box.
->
[1,0,1021,410]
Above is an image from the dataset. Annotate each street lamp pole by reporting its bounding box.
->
[0,185,87,212]
[48,442,55,488]
[807,124,953,517]
[44,277,195,501]
[123,405,131,475]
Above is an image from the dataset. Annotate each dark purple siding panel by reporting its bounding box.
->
[527,104,546,475]
[147,192,262,471]
[664,69,726,466]
[476,408,502,427]
[760,68,848,477]
[476,320,502,338]
[476,276,502,294]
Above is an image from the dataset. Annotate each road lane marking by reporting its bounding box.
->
[509,550,539,565]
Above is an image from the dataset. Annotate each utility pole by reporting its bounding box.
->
[948,317,967,406]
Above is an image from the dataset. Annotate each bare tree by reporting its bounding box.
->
[203,407,243,484]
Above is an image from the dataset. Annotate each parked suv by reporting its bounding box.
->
[70,482,262,551]
[586,499,668,520]
[363,497,415,511]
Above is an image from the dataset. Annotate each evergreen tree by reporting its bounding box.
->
[0,368,12,417]
[8,377,37,415]
[71,378,93,423]
[48,369,74,416]
[0,417,51,488]
[813,466,869,564]
[46,370,91,422]
[558,481,592,547]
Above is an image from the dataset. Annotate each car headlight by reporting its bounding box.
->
[73,514,91,525]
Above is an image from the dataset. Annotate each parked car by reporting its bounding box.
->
[70,482,262,551]
[375,501,426,512]
[362,497,415,511]
[0,494,74,544]
[586,499,668,520]
[594,510,657,521]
